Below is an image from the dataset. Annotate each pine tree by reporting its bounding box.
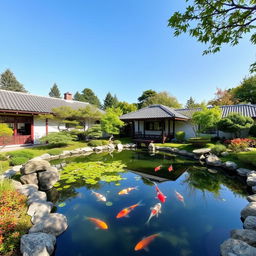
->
[0,69,27,92]
[74,88,101,107]
[49,83,61,98]
[103,93,119,109]
[185,97,196,109]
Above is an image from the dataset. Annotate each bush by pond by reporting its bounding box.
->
[211,144,227,156]
[88,140,109,147]
[39,132,77,147]
[188,137,211,147]
[175,131,185,143]
[113,140,121,145]
[0,180,31,255]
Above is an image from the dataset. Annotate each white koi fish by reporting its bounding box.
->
[91,190,107,202]
[175,190,185,205]
[146,203,162,224]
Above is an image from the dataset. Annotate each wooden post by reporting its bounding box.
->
[173,118,175,138]
[31,117,34,144]
[143,120,145,138]
[138,120,140,133]
[168,119,171,138]
[46,118,49,135]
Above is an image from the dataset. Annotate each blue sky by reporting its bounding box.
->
[0,0,254,106]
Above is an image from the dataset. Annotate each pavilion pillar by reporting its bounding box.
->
[172,118,175,138]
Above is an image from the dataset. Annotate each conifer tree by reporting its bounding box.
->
[103,92,118,109]
[49,83,61,98]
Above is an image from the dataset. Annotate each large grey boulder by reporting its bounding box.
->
[27,191,47,205]
[21,160,51,175]
[222,161,238,171]
[38,167,60,190]
[205,154,222,167]
[193,148,211,159]
[220,238,256,256]
[252,186,256,194]
[29,213,68,236]
[244,216,256,230]
[27,201,53,217]
[11,179,22,189]
[247,171,256,186]
[231,229,256,246]
[116,143,123,151]
[241,202,256,219]
[17,184,38,197]
[247,194,256,202]
[20,173,38,185]
[40,153,51,160]
[20,232,56,256]
[237,168,252,177]
[81,147,94,152]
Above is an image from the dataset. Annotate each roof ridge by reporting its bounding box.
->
[0,89,89,105]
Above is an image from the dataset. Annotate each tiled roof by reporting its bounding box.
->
[0,89,95,114]
[120,104,189,120]
[176,104,256,118]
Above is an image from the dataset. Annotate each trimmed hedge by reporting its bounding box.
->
[211,144,227,156]
[8,150,35,159]
[10,156,29,166]
[188,137,211,147]
[175,131,185,142]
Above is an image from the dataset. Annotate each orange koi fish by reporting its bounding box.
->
[116,201,142,218]
[146,203,162,224]
[154,183,167,203]
[154,165,162,172]
[175,190,185,205]
[168,165,173,172]
[118,186,138,195]
[134,233,161,251]
[86,217,108,230]
[91,190,107,202]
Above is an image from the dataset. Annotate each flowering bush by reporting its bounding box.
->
[225,138,254,152]
[0,181,31,255]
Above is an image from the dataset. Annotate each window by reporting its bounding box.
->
[17,123,31,135]
[145,121,164,131]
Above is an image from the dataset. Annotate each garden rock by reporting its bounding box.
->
[20,173,38,185]
[40,153,51,160]
[220,238,256,256]
[81,147,93,152]
[231,229,256,246]
[179,150,189,156]
[221,151,229,157]
[29,213,68,236]
[38,167,60,190]
[222,161,238,171]
[237,168,252,177]
[27,191,47,205]
[148,142,155,152]
[116,143,123,151]
[27,201,53,217]
[244,216,256,230]
[17,184,38,196]
[241,202,256,219]
[20,232,56,256]
[11,179,22,189]
[108,144,115,150]
[21,160,51,175]
[205,154,222,166]
[247,171,256,186]
[252,186,256,193]
[193,148,211,159]
[247,194,256,202]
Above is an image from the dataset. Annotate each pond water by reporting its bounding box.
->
[49,150,248,256]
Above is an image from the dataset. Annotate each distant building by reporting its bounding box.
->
[0,90,101,146]
[120,104,256,141]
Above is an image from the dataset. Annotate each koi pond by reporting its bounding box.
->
[49,150,248,256]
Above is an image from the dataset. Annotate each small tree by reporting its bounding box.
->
[192,106,221,136]
[101,108,124,137]
[49,83,61,98]
[86,124,103,139]
[103,92,119,109]
[0,124,13,149]
[117,101,137,114]
[217,113,254,137]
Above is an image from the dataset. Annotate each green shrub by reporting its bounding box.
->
[249,125,256,137]
[10,156,29,166]
[86,124,103,139]
[39,132,76,146]
[0,154,8,161]
[113,140,121,145]
[188,137,211,147]
[47,148,63,155]
[88,140,103,147]
[237,151,256,167]
[211,144,227,156]
[0,161,10,173]
[101,140,109,145]
[8,150,35,159]
[175,131,185,142]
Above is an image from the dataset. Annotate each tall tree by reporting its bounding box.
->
[49,83,61,98]
[208,88,237,106]
[185,97,204,109]
[142,91,182,109]
[168,1,256,72]
[117,101,137,114]
[73,88,101,107]
[103,92,118,109]
[0,69,27,92]
[233,75,256,104]
[138,90,157,108]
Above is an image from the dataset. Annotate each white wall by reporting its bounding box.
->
[175,120,195,138]
[33,116,46,144]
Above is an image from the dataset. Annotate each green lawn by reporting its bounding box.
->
[0,141,89,174]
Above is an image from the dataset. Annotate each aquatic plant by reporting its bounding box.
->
[54,161,127,191]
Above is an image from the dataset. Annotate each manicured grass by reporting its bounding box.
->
[0,141,88,174]
[0,180,31,255]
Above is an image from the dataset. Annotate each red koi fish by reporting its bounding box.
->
[168,165,173,172]
[134,233,161,251]
[146,203,162,224]
[154,183,167,203]
[118,186,138,195]
[154,165,162,172]
[116,201,142,218]
[86,217,108,230]
[175,190,185,205]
